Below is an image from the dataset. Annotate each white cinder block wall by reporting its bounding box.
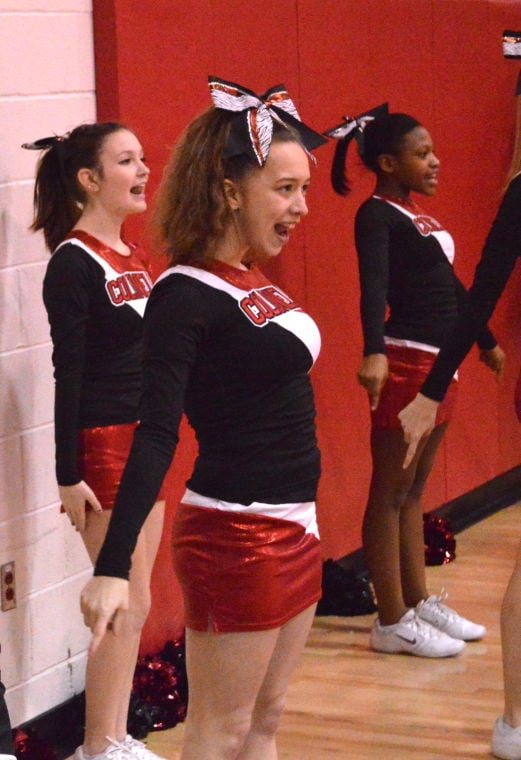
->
[0,0,98,727]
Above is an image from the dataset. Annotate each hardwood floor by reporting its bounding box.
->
[141,504,521,759]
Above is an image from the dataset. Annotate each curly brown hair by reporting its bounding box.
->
[152,107,304,266]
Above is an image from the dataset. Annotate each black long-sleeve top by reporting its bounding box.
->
[42,231,152,485]
[95,262,321,579]
[422,174,521,401]
[354,196,496,356]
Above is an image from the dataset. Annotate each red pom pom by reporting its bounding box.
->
[129,636,188,734]
[423,514,456,566]
[13,728,58,760]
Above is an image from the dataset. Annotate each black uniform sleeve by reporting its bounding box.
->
[94,276,208,579]
[355,203,390,355]
[42,247,95,485]
[451,274,497,351]
[422,176,521,401]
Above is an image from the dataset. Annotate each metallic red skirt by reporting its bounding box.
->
[172,503,322,632]
[371,344,458,430]
[75,422,138,511]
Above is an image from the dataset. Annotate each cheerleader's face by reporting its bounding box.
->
[389,126,440,197]
[83,129,150,219]
[229,140,311,262]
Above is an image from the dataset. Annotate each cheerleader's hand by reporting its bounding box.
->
[357,354,389,410]
[479,345,506,382]
[59,481,103,533]
[398,393,439,469]
[80,575,129,656]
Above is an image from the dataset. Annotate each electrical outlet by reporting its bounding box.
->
[1,562,16,611]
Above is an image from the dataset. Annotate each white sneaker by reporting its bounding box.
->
[123,735,166,760]
[74,737,135,759]
[370,608,466,657]
[418,591,486,640]
[492,717,521,759]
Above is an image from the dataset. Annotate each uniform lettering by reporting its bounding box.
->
[413,215,444,236]
[239,286,297,326]
[106,271,153,306]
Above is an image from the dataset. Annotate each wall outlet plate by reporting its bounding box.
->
[1,562,16,611]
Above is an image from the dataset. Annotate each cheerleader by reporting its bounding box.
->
[326,107,501,658]
[25,124,165,760]
[398,81,521,759]
[79,78,327,759]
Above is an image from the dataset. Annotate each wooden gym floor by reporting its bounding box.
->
[142,502,521,760]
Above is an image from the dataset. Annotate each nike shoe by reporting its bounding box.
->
[492,716,521,759]
[74,737,134,759]
[123,735,167,759]
[370,608,466,657]
[418,591,486,640]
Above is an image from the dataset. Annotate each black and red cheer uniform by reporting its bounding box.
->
[420,174,521,415]
[43,230,153,508]
[95,261,322,632]
[355,195,497,428]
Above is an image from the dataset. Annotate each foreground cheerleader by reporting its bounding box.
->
[80,77,327,759]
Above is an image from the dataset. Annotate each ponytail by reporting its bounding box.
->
[23,122,126,252]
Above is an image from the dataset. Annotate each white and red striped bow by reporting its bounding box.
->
[209,76,325,166]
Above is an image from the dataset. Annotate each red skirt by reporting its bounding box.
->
[371,344,458,430]
[73,422,139,511]
[172,502,322,632]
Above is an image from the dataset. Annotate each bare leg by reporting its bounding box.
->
[80,501,165,755]
[181,605,316,760]
[400,423,448,607]
[237,605,316,759]
[501,539,521,727]
[362,428,426,625]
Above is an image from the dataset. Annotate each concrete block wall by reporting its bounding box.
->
[0,0,97,727]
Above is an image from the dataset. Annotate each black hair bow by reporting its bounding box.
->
[324,103,389,147]
[503,30,521,59]
[21,132,70,150]
[324,103,388,196]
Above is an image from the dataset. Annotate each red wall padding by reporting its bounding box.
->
[92,0,521,650]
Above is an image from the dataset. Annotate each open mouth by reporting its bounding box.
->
[275,223,296,242]
[275,224,288,240]
[130,185,146,196]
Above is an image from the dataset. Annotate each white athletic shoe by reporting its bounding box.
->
[492,717,521,759]
[74,737,134,759]
[370,607,466,658]
[123,735,166,760]
[418,591,486,640]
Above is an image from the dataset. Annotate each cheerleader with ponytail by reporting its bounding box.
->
[24,123,165,760]
[325,106,498,659]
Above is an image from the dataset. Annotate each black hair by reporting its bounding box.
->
[331,113,421,196]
